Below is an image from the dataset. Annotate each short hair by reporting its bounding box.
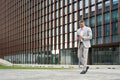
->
[79,20,84,23]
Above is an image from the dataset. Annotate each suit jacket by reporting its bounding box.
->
[77,26,92,48]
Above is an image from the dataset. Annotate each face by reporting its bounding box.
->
[79,22,84,28]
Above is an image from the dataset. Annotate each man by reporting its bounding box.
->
[77,20,92,74]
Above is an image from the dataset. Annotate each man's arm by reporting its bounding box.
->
[83,28,92,40]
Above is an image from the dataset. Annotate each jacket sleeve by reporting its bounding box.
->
[83,27,92,41]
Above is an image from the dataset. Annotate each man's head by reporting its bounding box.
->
[79,20,85,28]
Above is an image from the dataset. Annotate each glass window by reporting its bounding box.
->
[104,0,110,12]
[74,12,77,21]
[97,37,102,44]
[97,3,102,14]
[56,11,58,18]
[60,9,63,16]
[104,36,110,43]
[112,35,118,42]
[97,26,102,37]
[91,27,95,38]
[85,0,88,7]
[112,22,118,35]
[56,2,58,10]
[65,34,67,42]
[74,31,77,41]
[104,24,110,36]
[112,0,118,9]
[60,0,63,7]
[52,12,55,19]
[60,17,63,25]
[65,43,67,48]
[79,10,82,19]
[104,12,110,24]
[97,0,102,3]
[56,27,59,35]
[60,35,63,43]
[69,14,72,22]
[74,3,77,11]
[69,5,72,13]
[79,0,82,9]
[84,19,88,26]
[69,33,72,42]
[97,15,102,25]
[52,4,55,11]
[90,17,95,26]
[64,0,67,6]
[60,26,63,34]
[74,22,78,31]
[65,16,67,24]
[84,8,88,18]
[64,25,67,33]
[69,23,72,32]
[112,10,118,22]
[90,0,95,5]
[91,6,95,16]
[69,0,72,3]
[64,7,67,14]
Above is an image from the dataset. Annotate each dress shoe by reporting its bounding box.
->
[80,71,86,74]
[86,66,89,72]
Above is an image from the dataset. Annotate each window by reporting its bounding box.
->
[69,0,72,3]
[60,9,63,16]
[79,0,82,9]
[97,15,102,25]
[60,0,63,8]
[104,12,110,24]
[69,33,72,42]
[74,22,77,31]
[64,25,67,33]
[74,12,77,21]
[112,22,118,35]
[112,0,118,9]
[64,7,67,14]
[65,16,67,24]
[97,0,102,3]
[90,0,95,5]
[79,10,82,19]
[91,6,95,16]
[69,23,72,32]
[69,14,72,22]
[112,10,118,22]
[84,19,88,26]
[69,5,72,13]
[90,17,95,26]
[74,3,77,11]
[60,17,63,25]
[104,1,110,12]
[97,3,102,14]
[85,0,88,7]
[84,8,88,18]
[104,24,110,43]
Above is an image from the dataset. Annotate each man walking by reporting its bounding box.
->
[77,20,92,74]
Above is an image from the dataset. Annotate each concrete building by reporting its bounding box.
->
[0,0,120,65]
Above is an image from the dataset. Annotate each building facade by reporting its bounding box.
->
[0,0,120,65]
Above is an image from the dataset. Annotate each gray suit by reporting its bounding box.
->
[77,26,92,71]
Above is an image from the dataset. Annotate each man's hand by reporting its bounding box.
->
[77,35,83,40]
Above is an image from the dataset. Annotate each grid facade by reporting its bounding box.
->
[0,0,120,65]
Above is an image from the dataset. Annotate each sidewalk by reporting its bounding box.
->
[0,68,120,80]
[14,64,120,69]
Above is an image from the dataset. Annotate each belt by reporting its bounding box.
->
[80,42,83,44]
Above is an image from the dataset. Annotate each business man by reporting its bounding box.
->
[77,20,92,74]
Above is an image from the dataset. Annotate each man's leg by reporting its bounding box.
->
[82,47,89,71]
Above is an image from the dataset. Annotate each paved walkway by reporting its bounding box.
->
[0,68,120,80]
